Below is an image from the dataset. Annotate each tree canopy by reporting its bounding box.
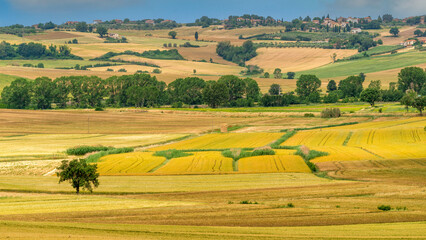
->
[57,159,99,194]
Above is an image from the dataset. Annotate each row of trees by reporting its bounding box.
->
[0,41,81,60]
[216,41,257,66]
[1,74,261,109]
[1,67,424,112]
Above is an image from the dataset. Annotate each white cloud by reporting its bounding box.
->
[7,0,144,12]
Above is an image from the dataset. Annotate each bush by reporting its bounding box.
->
[377,205,391,211]
[154,149,192,159]
[152,68,162,74]
[171,101,183,108]
[321,108,341,118]
[66,145,112,156]
[106,68,114,72]
[37,63,44,68]
[240,200,258,204]
[304,113,315,118]
[118,68,127,72]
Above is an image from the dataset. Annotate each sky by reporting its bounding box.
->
[0,0,425,26]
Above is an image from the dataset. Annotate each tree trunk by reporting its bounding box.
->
[76,186,80,194]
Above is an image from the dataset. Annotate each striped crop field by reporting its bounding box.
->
[238,155,311,173]
[150,133,283,151]
[154,152,233,174]
[97,152,166,175]
[283,117,426,163]
[311,146,381,163]
[282,130,351,146]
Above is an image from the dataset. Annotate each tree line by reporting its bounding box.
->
[1,67,424,113]
[0,41,82,60]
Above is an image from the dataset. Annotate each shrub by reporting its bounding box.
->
[321,108,341,118]
[118,68,127,72]
[66,145,112,156]
[171,101,183,108]
[378,205,391,211]
[106,68,114,72]
[240,200,258,204]
[37,63,44,68]
[154,149,192,159]
[95,107,104,111]
[152,68,162,74]
[304,113,315,118]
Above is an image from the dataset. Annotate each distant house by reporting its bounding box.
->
[347,17,359,23]
[114,19,123,24]
[363,17,372,22]
[251,19,262,26]
[108,33,120,39]
[421,16,425,24]
[93,20,103,24]
[236,17,245,22]
[351,28,362,34]
[337,17,346,23]
[161,20,173,23]
[145,20,155,25]
[400,40,416,46]
[312,20,320,24]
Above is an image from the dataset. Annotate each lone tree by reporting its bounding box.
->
[389,27,399,37]
[57,159,99,194]
[168,31,177,39]
[327,80,337,92]
[273,68,282,79]
[96,26,108,38]
[360,88,382,107]
[195,31,199,41]
[268,83,281,95]
[401,90,425,115]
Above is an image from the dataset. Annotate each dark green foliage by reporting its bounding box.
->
[320,108,341,118]
[75,22,88,32]
[269,84,281,95]
[304,113,315,117]
[397,67,426,93]
[296,74,321,99]
[0,41,81,60]
[31,77,54,109]
[154,149,192,159]
[327,80,337,92]
[168,31,177,39]
[360,88,382,107]
[389,27,399,37]
[287,72,295,79]
[86,147,134,163]
[92,49,184,61]
[203,81,229,108]
[218,75,247,101]
[180,42,199,48]
[216,40,257,65]
[96,26,108,38]
[338,76,364,98]
[168,77,206,105]
[260,93,298,107]
[66,145,112,156]
[222,148,275,161]
[378,205,391,211]
[1,78,32,109]
[0,24,40,36]
[56,159,99,194]
[281,122,359,132]
[244,78,261,101]
[239,200,258,204]
[323,91,339,103]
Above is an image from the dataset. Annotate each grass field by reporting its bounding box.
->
[97,152,166,175]
[1,221,425,239]
[0,73,20,91]
[297,51,426,79]
[247,48,358,73]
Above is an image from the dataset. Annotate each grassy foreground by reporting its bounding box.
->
[1,221,425,240]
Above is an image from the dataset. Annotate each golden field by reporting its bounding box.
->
[238,155,310,173]
[247,47,358,73]
[150,132,283,150]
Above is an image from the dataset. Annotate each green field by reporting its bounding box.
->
[344,45,404,59]
[297,51,426,79]
[0,73,20,91]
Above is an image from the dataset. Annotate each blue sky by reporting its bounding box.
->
[0,0,425,26]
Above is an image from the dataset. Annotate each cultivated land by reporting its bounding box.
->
[0,22,426,238]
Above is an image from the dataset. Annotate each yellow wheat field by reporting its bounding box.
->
[283,130,351,147]
[97,152,166,175]
[347,128,425,145]
[311,146,381,163]
[238,155,311,173]
[154,152,233,174]
[151,133,283,151]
